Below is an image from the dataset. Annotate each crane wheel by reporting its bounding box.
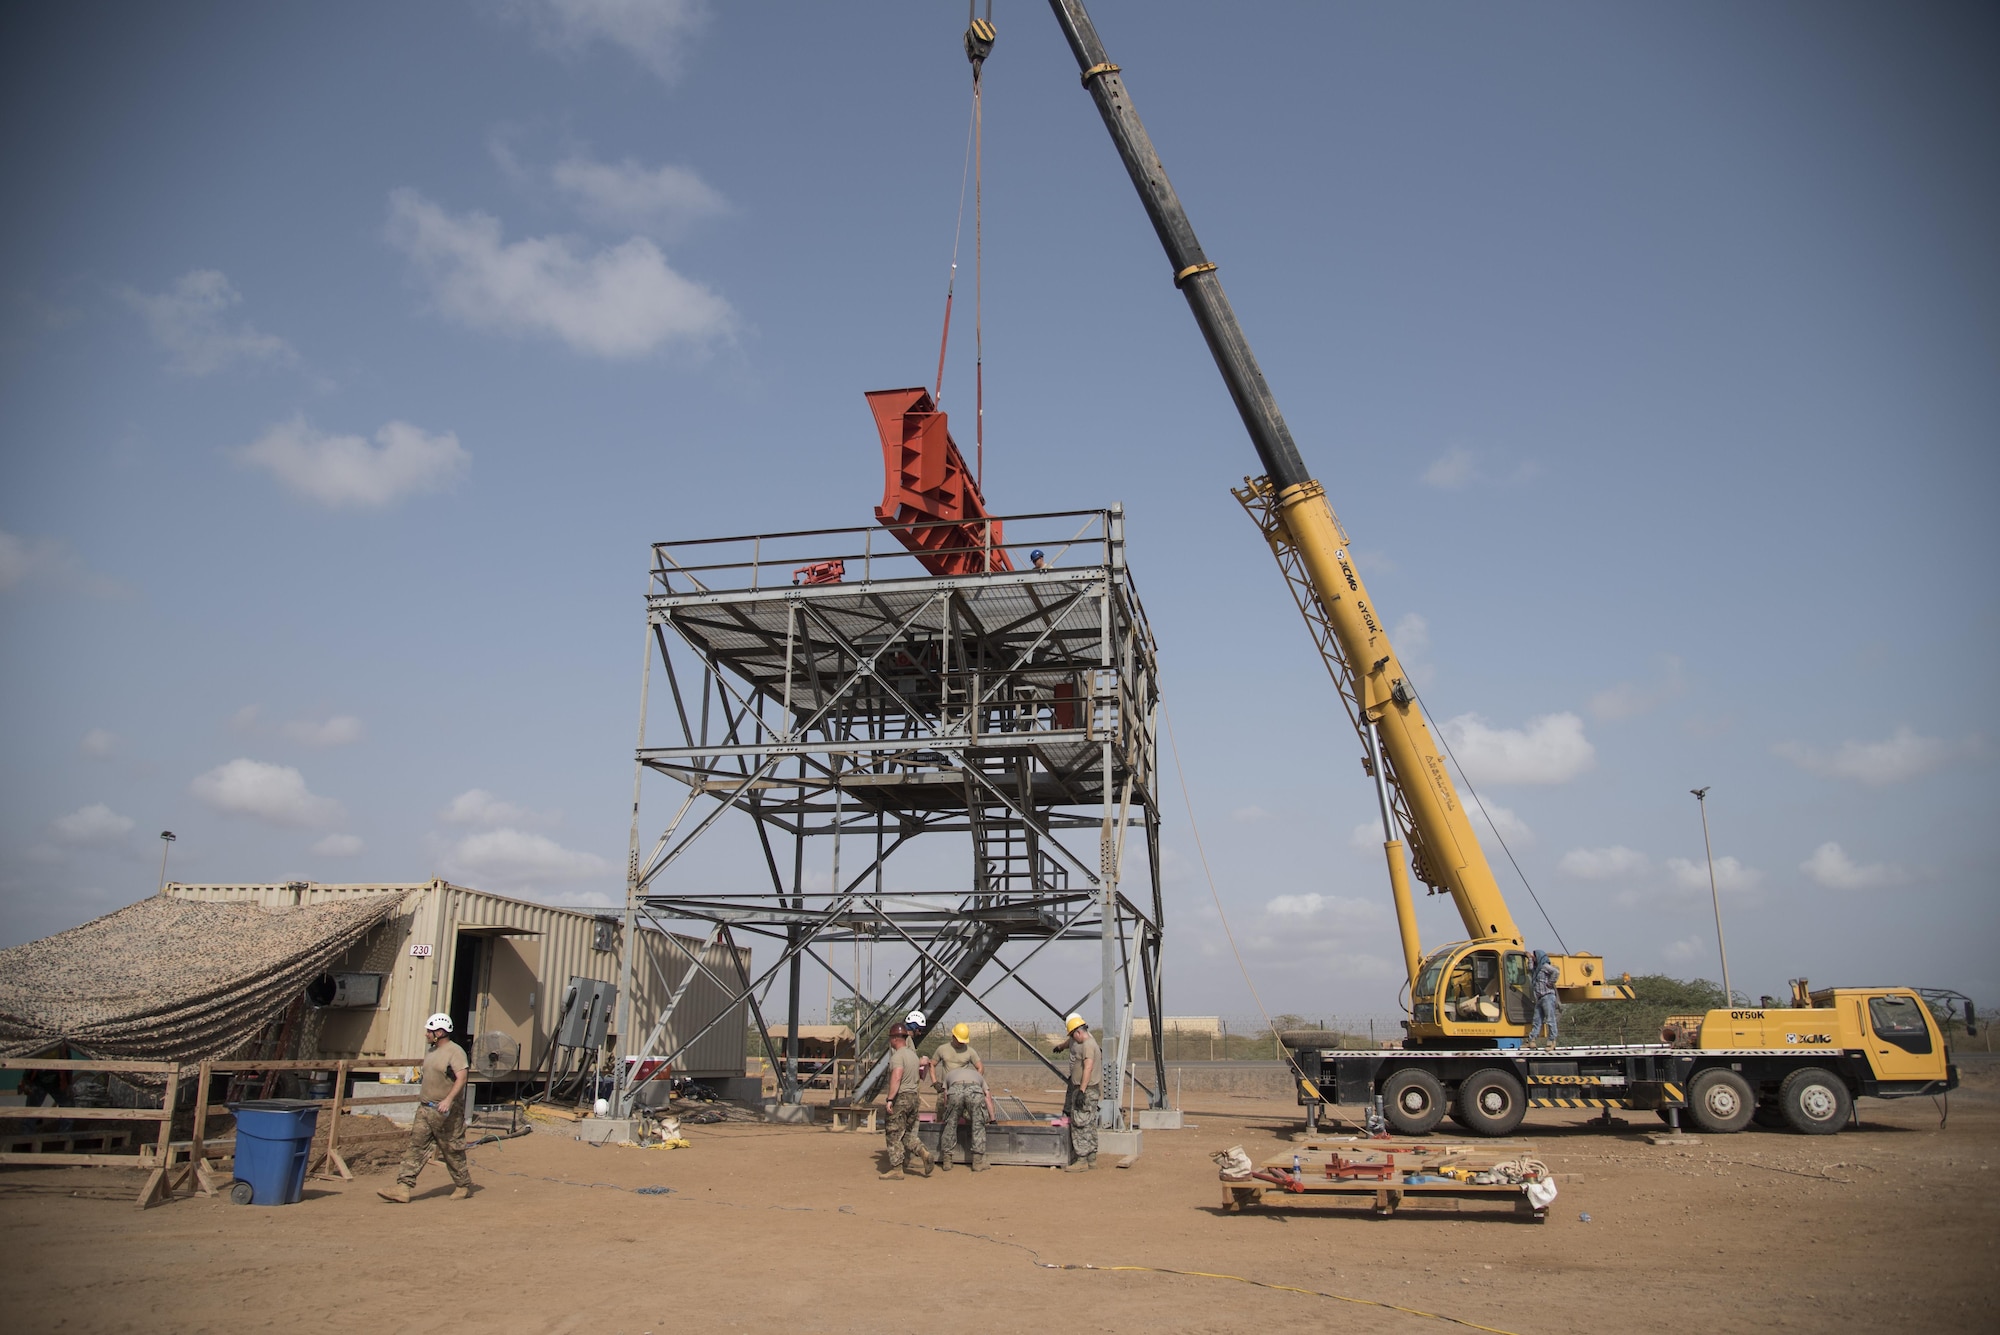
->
[1685,1068,1755,1134]
[1380,1068,1447,1136]
[1454,1067,1527,1137]
[1779,1068,1850,1135]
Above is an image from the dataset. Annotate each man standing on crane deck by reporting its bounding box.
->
[1528,950,1562,1049]
[1054,1013,1101,1170]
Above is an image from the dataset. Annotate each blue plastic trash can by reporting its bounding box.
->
[228,1099,321,1205]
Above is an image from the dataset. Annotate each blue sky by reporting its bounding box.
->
[3,1,1995,1022]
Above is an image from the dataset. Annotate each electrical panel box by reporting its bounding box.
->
[306,971,384,1009]
[558,977,617,1049]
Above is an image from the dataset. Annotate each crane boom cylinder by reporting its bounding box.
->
[1046,0,1310,492]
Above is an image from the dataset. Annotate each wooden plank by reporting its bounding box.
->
[0,1152,151,1166]
[0,1107,170,1122]
[203,1058,423,1072]
[137,1065,179,1209]
[0,1059,179,1073]
[314,1059,351,1181]
[176,1059,214,1197]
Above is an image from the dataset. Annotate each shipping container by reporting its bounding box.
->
[164,881,748,1080]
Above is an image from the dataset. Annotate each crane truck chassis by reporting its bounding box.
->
[1286,984,1960,1137]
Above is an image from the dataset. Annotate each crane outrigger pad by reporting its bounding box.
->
[868,387,1012,577]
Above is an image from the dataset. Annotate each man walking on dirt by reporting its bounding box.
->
[379,1013,471,1203]
[931,1022,997,1171]
[1053,1013,1101,1170]
[879,1023,930,1180]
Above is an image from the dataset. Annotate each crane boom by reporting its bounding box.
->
[1045,0,1524,983]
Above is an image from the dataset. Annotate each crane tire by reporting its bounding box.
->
[1779,1067,1851,1135]
[1380,1068,1447,1136]
[1454,1067,1527,1137]
[1686,1068,1755,1134]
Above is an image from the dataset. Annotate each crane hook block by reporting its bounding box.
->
[867,386,1013,577]
[965,18,995,67]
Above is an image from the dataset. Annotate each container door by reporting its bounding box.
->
[481,935,542,1076]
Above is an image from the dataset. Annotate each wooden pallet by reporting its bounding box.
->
[1223,1138,1553,1221]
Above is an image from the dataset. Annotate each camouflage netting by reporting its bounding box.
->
[0,893,403,1064]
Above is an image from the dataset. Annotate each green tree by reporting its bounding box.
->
[1558,974,1728,1045]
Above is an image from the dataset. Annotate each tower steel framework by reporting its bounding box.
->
[611,507,1167,1124]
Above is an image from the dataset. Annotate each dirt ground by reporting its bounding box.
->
[2,1059,1994,1335]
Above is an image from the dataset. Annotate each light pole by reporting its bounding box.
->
[1689,789,1733,1005]
[157,831,177,896]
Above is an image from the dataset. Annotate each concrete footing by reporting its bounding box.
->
[764,1102,815,1124]
[1136,1108,1185,1129]
[574,1116,638,1144]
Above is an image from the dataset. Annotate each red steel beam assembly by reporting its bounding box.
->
[867,386,1012,577]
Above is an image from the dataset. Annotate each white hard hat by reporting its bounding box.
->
[425,1013,453,1033]
[593,1097,611,1117]
[906,1010,926,1028]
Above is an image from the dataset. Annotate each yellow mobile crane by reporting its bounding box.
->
[1044,0,1962,1136]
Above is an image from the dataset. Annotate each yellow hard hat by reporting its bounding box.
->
[1065,1013,1086,1032]
[951,1022,970,1043]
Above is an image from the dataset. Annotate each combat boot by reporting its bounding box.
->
[1063,1157,1091,1172]
[449,1186,472,1200]
[376,1183,411,1203]
[971,1155,988,1172]
[915,1146,934,1177]
[879,1167,905,1181]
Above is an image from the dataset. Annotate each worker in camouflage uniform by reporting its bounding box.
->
[379,1013,472,1203]
[930,1022,997,1171]
[879,1023,930,1180]
[1053,1013,1102,1170]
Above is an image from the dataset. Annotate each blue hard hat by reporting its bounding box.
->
[1030,549,1045,561]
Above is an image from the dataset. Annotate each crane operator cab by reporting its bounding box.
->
[1408,943,1544,1047]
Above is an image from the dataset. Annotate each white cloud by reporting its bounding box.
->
[51,803,135,846]
[1663,934,1708,965]
[1462,793,1533,848]
[1229,805,1273,824]
[1774,726,1982,787]
[282,715,363,748]
[1589,657,1687,722]
[1441,711,1595,785]
[551,153,729,238]
[230,705,262,733]
[1266,892,1325,917]
[80,729,117,759]
[121,269,293,375]
[311,833,365,857]
[0,529,128,598]
[440,788,549,827]
[1421,447,1477,489]
[385,188,734,358]
[1261,893,1384,925]
[1667,854,1761,893]
[519,0,708,81]
[1350,820,1385,852]
[191,758,344,827]
[1799,841,1908,891]
[1557,845,1650,880]
[237,416,469,509]
[445,828,612,885]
